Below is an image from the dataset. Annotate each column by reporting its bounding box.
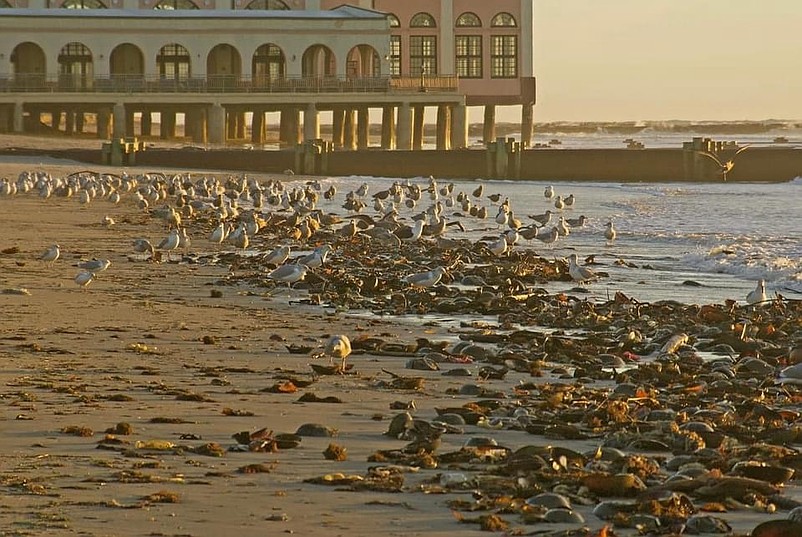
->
[141,112,152,137]
[357,106,369,150]
[97,108,111,139]
[226,112,237,139]
[125,110,135,137]
[451,103,468,149]
[51,110,61,131]
[208,103,225,145]
[161,111,176,139]
[521,103,534,149]
[483,105,496,144]
[303,102,319,141]
[236,112,246,139]
[0,106,9,133]
[412,105,425,151]
[332,107,345,149]
[397,102,412,150]
[12,102,24,133]
[65,111,75,135]
[75,112,85,134]
[380,105,396,149]
[343,109,356,150]
[112,103,126,139]
[436,105,451,151]
[251,110,265,144]
[194,108,207,144]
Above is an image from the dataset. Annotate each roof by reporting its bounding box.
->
[0,7,388,20]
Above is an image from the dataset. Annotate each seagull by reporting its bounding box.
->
[78,258,111,272]
[158,228,181,259]
[564,194,575,208]
[554,195,565,211]
[565,215,587,228]
[698,145,750,181]
[567,253,597,283]
[209,222,229,245]
[777,363,802,385]
[323,334,352,372]
[488,234,509,256]
[267,263,308,288]
[74,271,94,290]
[472,184,484,198]
[604,221,617,244]
[529,210,552,227]
[535,226,559,246]
[264,245,291,266]
[394,219,425,243]
[544,185,554,200]
[298,244,332,268]
[406,266,447,289]
[746,279,767,306]
[39,244,60,266]
[132,238,155,259]
[556,216,570,237]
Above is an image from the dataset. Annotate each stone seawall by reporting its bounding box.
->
[3,146,801,182]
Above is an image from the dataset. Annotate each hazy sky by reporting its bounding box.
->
[499,0,802,123]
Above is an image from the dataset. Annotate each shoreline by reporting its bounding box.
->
[0,154,800,536]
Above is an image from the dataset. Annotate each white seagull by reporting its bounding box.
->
[323,334,352,371]
[544,185,555,200]
[746,279,767,306]
[39,244,60,266]
[267,263,308,288]
[406,266,447,289]
[567,254,597,283]
[78,258,111,272]
[298,244,332,268]
[74,271,94,290]
[604,221,617,244]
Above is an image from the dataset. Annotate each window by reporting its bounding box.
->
[388,13,400,27]
[456,12,481,27]
[409,36,436,76]
[157,43,191,79]
[0,0,11,7]
[62,0,107,7]
[154,0,199,9]
[491,12,517,27]
[410,12,436,28]
[491,35,517,78]
[253,43,285,81]
[244,0,288,8]
[455,36,481,78]
[389,35,401,76]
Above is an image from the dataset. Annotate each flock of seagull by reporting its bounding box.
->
[5,170,627,296]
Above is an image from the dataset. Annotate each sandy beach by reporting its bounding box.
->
[1,140,801,537]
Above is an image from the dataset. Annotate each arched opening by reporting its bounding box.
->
[456,12,481,27]
[108,43,144,91]
[387,13,399,27]
[58,42,93,90]
[302,44,335,78]
[252,43,285,88]
[157,43,191,79]
[207,43,241,91]
[11,42,46,90]
[61,0,107,7]
[491,12,517,27]
[0,0,12,7]
[154,0,198,9]
[346,44,380,78]
[410,12,436,28]
[244,0,288,8]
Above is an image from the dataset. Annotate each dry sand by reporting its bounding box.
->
[0,153,523,537]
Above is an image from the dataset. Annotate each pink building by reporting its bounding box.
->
[0,0,535,147]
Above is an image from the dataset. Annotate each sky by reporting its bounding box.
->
[500,0,802,123]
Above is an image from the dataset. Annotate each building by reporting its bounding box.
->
[0,0,535,148]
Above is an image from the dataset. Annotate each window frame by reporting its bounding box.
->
[409,35,437,76]
[490,35,517,78]
[455,35,482,79]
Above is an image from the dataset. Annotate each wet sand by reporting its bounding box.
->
[0,143,799,536]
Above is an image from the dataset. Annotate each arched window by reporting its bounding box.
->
[387,13,400,27]
[0,0,13,7]
[154,0,199,9]
[157,43,191,79]
[62,0,107,7]
[410,12,436,28]
[491,12,517,27]
[456,12,481,27]
[244,0,289,9]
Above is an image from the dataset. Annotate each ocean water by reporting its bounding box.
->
[286,173,801,307]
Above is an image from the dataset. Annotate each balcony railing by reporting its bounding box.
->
[0,74,459,94]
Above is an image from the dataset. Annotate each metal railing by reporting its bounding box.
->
[0,74,459,94]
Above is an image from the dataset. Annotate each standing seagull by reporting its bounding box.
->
[323,334,352,372]
[74,271,94,290]
[267,263,308,289]
[544,185,555,200]
[567,254,597,284]
[746,279,767,306]
[406,267,447,289]
[39,244,60,266]
[604,221,617,245]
